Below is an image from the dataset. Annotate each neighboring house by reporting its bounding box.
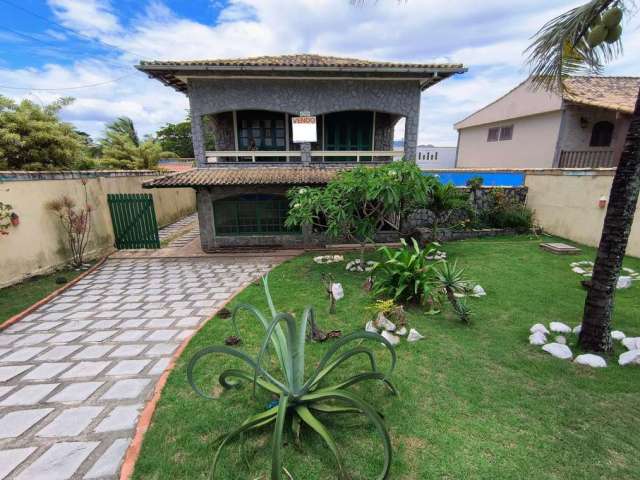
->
[454,76,640,169]
[138,54,466,250]
[416,145,456,169]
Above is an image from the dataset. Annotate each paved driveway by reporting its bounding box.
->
[0,257,275,480]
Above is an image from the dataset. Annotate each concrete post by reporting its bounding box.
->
[196,189,215,251]
[300,142,312,164]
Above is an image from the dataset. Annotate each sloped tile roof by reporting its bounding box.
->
[136,54,466,93]
[563,76,640,114]
[143,166,347,188]
[138,54,463,70]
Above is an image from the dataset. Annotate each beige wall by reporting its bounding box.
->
[456,111,562,168]
[0,172,195,288]
[455,80,562,129]
[525,170,640,258]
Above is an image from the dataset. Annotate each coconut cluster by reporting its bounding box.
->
[586,7,623,48]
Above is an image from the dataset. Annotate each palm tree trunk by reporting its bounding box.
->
[580,89,640,352]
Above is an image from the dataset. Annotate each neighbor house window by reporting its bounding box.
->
[499,125,513,141]
[488,125,513,142]
[590,121,614,147]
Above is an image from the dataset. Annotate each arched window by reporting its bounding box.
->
[590,121,614,147]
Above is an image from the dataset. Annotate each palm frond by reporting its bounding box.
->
[525,0,626,91]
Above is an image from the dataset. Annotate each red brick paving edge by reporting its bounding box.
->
[119,254,299,480]
[0,255,110,331]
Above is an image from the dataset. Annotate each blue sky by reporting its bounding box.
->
[1,0,638,146]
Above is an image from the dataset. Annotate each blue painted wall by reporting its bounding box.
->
[423,171,525,187]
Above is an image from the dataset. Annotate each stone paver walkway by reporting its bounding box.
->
[158,213,198,242]
[0,257,274,480]
[167,222,199,248]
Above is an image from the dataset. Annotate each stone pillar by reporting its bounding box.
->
[190,113,206,167]
[302,223,313,248]
[196,188,215,251]
[403,111,420,162]
[300,142,312,164]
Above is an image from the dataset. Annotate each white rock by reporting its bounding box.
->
[618,350,640,366]
[611,330,626,341]
[570,262,579,267]
[407,328,424,342]
[542,343,573,360]
[555,335,567,345]
[530,323,550,335]
[549,321,572,334]
[574,354,607,368]
[572,325,582,335]
[331,282,344,301]
[529,331,547,346]
[572,267,586,274]
[621,337,640,350]
[396,326,407,336]
[472,285,486,297]
[381,330,400,346]
[617,276,633,289]
[365,320,378,334]
[622,267,635,273]
[375,313,396,332]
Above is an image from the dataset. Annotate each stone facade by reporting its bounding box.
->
[187,78,421,165]
[197,185,528,251]
[405,186,528,231]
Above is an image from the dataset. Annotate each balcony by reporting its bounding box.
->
[557,150,617,168]
[204,150,405,165]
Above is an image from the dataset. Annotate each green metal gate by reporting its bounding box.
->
[107,193,160,249]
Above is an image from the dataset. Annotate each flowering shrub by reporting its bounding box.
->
[46,187,92,267]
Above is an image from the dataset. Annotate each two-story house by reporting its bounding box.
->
[138,54,465,250]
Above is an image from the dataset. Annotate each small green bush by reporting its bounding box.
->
[481,191,533,231]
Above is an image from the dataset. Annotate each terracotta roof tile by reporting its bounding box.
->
[143,166,347,188]
[563,76,640,114]
[138,54,463,70]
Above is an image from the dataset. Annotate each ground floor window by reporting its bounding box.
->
[213,194,297,235]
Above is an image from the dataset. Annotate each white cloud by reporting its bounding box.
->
[47,0,122,36]
[2,0,638,145]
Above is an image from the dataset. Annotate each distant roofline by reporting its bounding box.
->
[455,75,640,130]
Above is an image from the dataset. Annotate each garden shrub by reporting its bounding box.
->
[481,190,533,230]
[373,239,475,322]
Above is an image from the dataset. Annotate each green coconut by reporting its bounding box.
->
[587,24,608,48]
[602,7,623,29]
[590,14,602,28]
[605,24,623,43]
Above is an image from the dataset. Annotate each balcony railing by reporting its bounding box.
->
[558,150,617,168]
[204,150,405,164]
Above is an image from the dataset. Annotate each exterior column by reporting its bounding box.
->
[197,188,215,251]
[190,113,206,167]
[403,111,420,162]
[300,142,312,164]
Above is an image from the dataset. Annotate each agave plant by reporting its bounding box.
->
[187,275,398,479]
[434,261,473,323]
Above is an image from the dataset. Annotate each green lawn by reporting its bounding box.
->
[133,236,640,480]
[0,267,86,323]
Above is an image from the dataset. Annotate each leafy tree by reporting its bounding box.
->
[100,131,174,170]
[286,162,435,268]
[0,96,85,170]
[105,116,139,146]
[527,1,638,352]
[155,119,194,158]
